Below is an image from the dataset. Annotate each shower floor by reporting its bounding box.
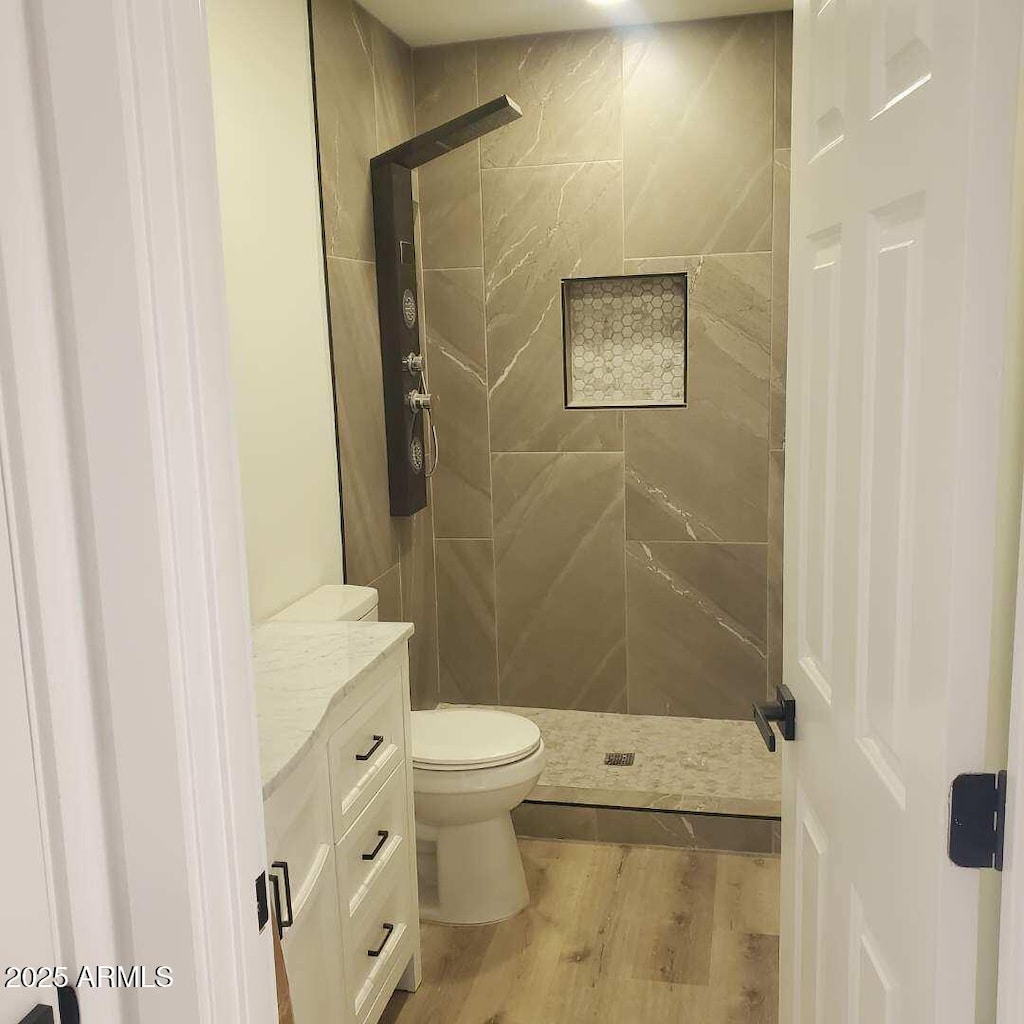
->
[443,704,781,819]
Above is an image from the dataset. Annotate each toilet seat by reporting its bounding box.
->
[412,708,542,771]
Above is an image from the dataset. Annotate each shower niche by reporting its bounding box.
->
[562,272,688,410]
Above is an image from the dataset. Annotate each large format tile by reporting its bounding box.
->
[477,31,622,168]
[414,44,482,270]
[417,149,483,271]
[627,541,768,720]
[768,450,785,693]
[398,504,439,711]
[371,16,414,152]
[369,562,402,622]
[435,540,498,705]
[595,809,775,855]
[770,149,791,451]
[512,802,598,842]
[493,452,626,712]
[414,42,478,130]
[623,16,774,257]
[423,270,491,537]
[312,0,376,260]
[625,254,770,542]
[775,13,793,149]
[328,257,398,583]
[513,800,773,855]
[483,162,623,452]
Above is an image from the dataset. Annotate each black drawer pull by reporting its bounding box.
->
[355,734,385,761]
[367,921,395,958]
[270,860,294,938]
[362,830,390,861]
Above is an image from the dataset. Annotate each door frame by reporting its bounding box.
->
[996,30,1024,1020]
[998,479,1024,1023]
[1,0,274,1021]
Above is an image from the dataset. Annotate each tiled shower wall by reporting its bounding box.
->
[310,0,439,709]
[418,15,793,719]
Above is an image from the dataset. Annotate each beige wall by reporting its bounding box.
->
[208,0,344,622]
[309,0,439,710]
[417,15,793,719]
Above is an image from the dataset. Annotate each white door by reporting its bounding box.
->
[782,1,1024,1022]
[0,460,60,1024]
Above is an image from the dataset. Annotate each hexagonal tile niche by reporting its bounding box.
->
[562,273,688,409]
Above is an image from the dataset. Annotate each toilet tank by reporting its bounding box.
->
[272,584,379,622]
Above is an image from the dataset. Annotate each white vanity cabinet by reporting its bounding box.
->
[264,747,346,1024]
[261,633,420,1024]
[278,850,347,1024]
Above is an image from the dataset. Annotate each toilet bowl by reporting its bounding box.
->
[412,707,546,925]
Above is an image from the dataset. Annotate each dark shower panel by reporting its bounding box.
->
[371,95,521,517]
[371,160,422,516]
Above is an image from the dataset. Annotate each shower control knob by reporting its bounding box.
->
[402,353,424,374]
[406,390,432,411]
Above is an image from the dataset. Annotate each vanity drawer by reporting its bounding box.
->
[337,762,410,920]
[328,677,405,839]
[344,855,413,1024]
[264,745,332,894]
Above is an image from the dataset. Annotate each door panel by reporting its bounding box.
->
[0,452,58,1021]
[849,891,898,1023]
[794,792,827,1024]
[783,1,1023,1021]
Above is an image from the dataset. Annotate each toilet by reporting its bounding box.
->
[271,584,547,925]
[411,707,545,925]
[272,582,380,622]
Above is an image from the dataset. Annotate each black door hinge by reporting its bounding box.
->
[949,771,1007,870]
[255,870,269,932]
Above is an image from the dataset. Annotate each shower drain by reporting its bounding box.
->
[604,752,635,767]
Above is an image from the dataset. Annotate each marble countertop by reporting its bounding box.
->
[254,620,414,797]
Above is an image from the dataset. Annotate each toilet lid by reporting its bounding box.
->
[412,708,542,770]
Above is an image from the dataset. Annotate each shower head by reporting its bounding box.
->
[370,94,521,516]
[371,94,522,170]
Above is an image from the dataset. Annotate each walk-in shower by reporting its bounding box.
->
[307,6,794,859]
[371,95,522,516]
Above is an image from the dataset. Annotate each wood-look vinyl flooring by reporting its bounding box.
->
[382,838,780,1024]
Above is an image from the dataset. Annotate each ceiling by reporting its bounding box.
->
[358,0,792,48]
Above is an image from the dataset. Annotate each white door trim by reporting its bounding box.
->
[996,41,1024,1013]
[1,0,274,1020]
[997,476,1024,1024]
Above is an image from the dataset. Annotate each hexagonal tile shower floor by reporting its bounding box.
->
[439,704,782,855]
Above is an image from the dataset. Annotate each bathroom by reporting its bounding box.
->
[8,0,1024,1020]
[208,0,790,1019]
